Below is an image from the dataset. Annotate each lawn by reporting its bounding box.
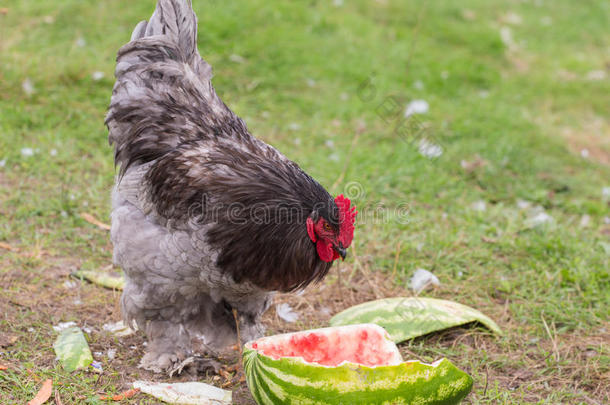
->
[1,0,609,404]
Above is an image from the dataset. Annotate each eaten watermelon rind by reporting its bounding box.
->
[330,297,502,343]
[243,324,473,405]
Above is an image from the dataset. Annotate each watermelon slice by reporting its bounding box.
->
[243,324,472,404]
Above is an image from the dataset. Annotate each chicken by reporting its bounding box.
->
[106,0,357,374]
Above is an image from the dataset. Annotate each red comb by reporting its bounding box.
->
[335,194,357,247]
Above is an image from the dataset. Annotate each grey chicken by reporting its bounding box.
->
[106,0,357,374]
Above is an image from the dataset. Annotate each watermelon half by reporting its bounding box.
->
[243,324,473,404]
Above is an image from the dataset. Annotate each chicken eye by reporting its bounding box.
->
[323,223,331,231]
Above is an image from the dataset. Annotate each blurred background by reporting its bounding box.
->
[0,1,608,404]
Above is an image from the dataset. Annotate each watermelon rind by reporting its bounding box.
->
[53,326,94,372]
[243,324,473,405]
[329,297,502,343]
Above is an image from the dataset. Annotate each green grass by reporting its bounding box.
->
[1,0,609,404]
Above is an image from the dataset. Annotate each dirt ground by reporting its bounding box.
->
[1,247,608,404]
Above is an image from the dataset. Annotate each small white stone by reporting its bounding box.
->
[21,147,35,157]
[540,16,552,26]
[503,12,523,25]
[405,99,429,117]
[50,148,57,156]
[22,78,36,96]
[603,187,610,198]
[333,0,344,7]
[528,212,554,226]
[75,36,86,47]
[228,54,246,64]
[340,92,349,101]
[418,139,442,158]
[500,26,515,49]
[579,215,591,227]
[586,70,607,81]
[0,159,6,168]
[581,149,590,158]
[413,80,424,90]
[288,122,301,131]
[329,153,340,162]
[440,71,449,80]
[107,349,117,360]
[306,78,316,87]
[325,140,335,148]
[471,200,487,212]
[516,199,531,209]
[92,71,105,81]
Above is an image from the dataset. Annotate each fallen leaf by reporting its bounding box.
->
[54,390,63,405]
[0,333,18,347]
[80,213,111,230]
[0,8,9,15]
[27,379,52,405]
[481,236,498,244]
[0,364,8,370]
[330,297,502,343]
[100,388,140,401]
[133,381,232,405]
[0,242,18,252]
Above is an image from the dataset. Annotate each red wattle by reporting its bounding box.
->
[316,240,334,262]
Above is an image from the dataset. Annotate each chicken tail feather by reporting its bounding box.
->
[107,0,238,177]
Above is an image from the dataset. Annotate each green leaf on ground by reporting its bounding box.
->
[330,297,502,343]
[53,326,93,372]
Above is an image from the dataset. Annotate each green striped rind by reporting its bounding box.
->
[330,297,502,343]
[243,346,473,405]
[53,326,93,372]
[72,269,125,290]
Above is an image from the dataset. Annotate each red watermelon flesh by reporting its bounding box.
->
[251,324,402,367]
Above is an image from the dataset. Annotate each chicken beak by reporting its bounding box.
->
[334,244,347,260]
